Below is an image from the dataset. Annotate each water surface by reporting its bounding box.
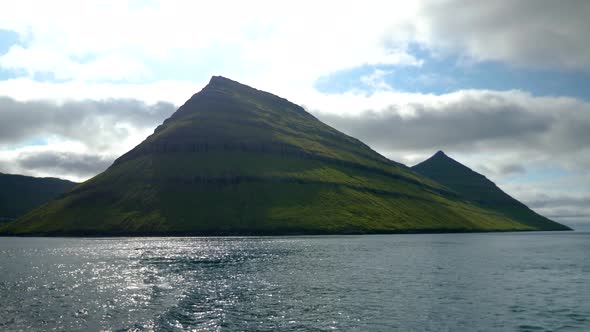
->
[0,232,588,331]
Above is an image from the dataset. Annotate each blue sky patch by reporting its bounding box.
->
[315,44,590,101]
[2,138,49,151]
[0,29,20,55]
[0,67,25,80]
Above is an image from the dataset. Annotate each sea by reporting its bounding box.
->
[0,231,588,331]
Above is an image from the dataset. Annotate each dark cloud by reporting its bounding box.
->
[0,96,176,180]
[16,151,114,178]
[318,103,547,151]
[527,194,590,210]
[311,91,590,170]
[418,0,590,70]
[543,209,590,220]
[493,186,590,223]
[498,164,526,176]
[0,97,176,150]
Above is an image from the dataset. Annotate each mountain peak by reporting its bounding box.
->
[412,151,570,231]
[425,150,454,164]
[205,76,258,93]
[433,150,447,158]
[201,76,284,104]
[418,150,477,176]
[208,75,240,87]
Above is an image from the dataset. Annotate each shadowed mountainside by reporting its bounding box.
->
[0,77,569,235]
[0,173,77,222]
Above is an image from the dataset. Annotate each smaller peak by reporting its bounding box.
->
[434,150,447,157]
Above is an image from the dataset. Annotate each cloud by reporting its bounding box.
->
[0,96,175,150]
[498,164,526,176]
[0,78,203,104]
[0,96,177,181]
[527,194,590,210]
[2,0,587,110]
[504,187,590,224]
[0,0,421,87]
[15,151,113,179]
[310,90,590,171]
[1,0,588,99]
[360,69,394,91]
[0,142,113,182]
[416,0,590,70]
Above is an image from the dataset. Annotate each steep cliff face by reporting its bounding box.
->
[1,77,558,235]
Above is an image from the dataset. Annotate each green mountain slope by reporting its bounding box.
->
[0,77,563,235]
[412,151,570,230]
[0,172,77,222]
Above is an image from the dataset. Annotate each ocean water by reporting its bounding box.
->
[0,232,588,331]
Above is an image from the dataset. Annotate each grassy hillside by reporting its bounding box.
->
[412,151,570,230]
[0,77,560,235]
[0,173,77,222]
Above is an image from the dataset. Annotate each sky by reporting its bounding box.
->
[0,0,589,228]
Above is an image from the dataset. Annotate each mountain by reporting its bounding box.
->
[412,151,569,230]
[0,172,77,222]
[0,77,566,235]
